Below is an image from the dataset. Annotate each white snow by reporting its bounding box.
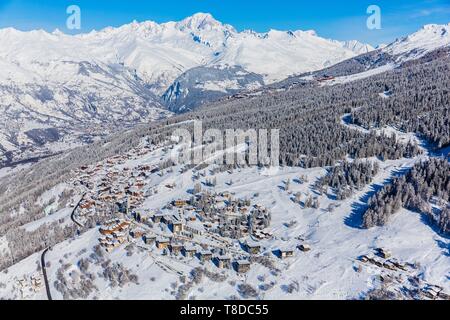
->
[337,40,375,55]
[1,17,449,301]
[1,135,448,300]
[322,64,396,86]
[384,23,450,61]
[0,13,371,94]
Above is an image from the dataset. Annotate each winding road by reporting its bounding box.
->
[70,193,87,228]
[40,247,53,300]
[39,192,87,300]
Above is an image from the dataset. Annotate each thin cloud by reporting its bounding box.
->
[410,5,450,18]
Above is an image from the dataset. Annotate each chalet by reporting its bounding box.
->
[104,240,121,252]
[184,212,197,221]
[253,230,268,240]
[143,234,156,245]
[98,182,110,188]
[185,222,204,236]
[371,257,384,268]
[113,190,125,198]
[261,230,273,239]
[298,244,311,252]
[216,256,231,269]
[117,221,131,231]
[99,220,131,236]
[170,220,184,233]
[220,192,232,199]
[80,200,95,210]
[239,207,249,215]
[279,249,295,259]
[170,243,183,255]
[390,259,407,271]
[135,212,152,224]
[173,200,188,208]
[99,228,114,236]
[99,193,113,201]
[128,187,143,197]
[235,260,251,273]
[422,285,442,300]
[104,219,119,227]
[182,246,197,258]
[115,234,127,244]
[153,214,166,223]
[376,248,392,259]
[99,237,109,245]
[138,165,151,171]
[135,180,145,188]
[239,227,249,237]
[253,230,273,240]
[156,238,170,250]
[383,260,397,271]
[199,251,213,262]
[359,255,370,263]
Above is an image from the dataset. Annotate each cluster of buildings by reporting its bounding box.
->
[143,233,254,273]
[359,248,450,300]
[96,216,256,273]
[359,248,406,271]
[156,192,273,241]
[98,219,131,252]
[72,152,160,223]
[70,143,293,276]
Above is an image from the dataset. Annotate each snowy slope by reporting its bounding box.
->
[211,29,360,83]
[0,13,375,161]
[75,13,375,88]
[1,17,449,164]
[339,40,375,55]
[384,23,450,60]
[161,65,264,112]
[0,13,372,93]
[275,23,450,89]
[0,132,448,300]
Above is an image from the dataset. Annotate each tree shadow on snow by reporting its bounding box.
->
[344,167,413,230]
[345,183,385,229]
[419,212,450,241]
[435,239,450,256]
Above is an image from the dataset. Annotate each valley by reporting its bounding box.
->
[0,16,449,301]
[0,124,448,300]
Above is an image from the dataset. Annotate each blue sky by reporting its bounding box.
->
[0,0,449,45]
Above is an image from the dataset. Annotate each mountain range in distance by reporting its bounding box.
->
[0,13,449,165]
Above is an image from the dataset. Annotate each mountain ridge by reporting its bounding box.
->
[0,15,449,164]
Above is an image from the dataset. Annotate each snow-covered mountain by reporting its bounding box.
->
[162,65,264,113]
[384,23,450,60]
[339,40,375,55]
[0,33,449,301]
[275,22,450,89]
[66,13,373,90]
[0,12,376,160]
[0,15,449,163]
[0,13,370,95]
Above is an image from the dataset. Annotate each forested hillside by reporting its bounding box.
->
[352,48,450,149]
[0,46,448,273]
[363,158,450,234]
